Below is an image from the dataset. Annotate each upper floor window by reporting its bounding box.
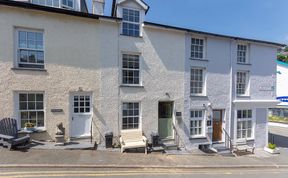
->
[17,29,44,69]
[236,71,249,96]
[237,110,253,139]
[62,0,74,9]
[122,54,140,85]
[191,68,205,95]
[237,44,248,64]
[32,0,73,9]
[190,110,205,137]
[122,8,140,37]
[191,38,205,60]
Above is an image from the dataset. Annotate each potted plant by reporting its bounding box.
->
[264,143,280,154]
[24,122,35,131]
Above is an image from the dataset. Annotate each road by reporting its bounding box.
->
[0,167,288,178]
[0,123,287,178]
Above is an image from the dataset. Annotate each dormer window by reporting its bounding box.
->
[122,8,140,37]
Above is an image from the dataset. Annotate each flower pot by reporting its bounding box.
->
[264,147,280,154]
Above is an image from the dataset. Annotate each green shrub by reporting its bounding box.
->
[268,143,276,149]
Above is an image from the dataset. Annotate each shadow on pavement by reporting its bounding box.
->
[269,133,288,148]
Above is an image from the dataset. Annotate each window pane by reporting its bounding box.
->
[36,102,43,110]
[28,51,37,63]
[28,102,36,110]
[20,102,27,110]
[19,50,28,63]
[36,94,43,101]
[19,94,27,102]
[28,94,35,101]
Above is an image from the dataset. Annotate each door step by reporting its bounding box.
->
[211,143,234,157]
[162,142,179,150]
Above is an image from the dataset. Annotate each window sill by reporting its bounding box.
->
[120,34,143,38]
[236,95,251,98]
[190,136,207,140]
[190,58,209,62]
[18,128,47,134]
[237,63,252,66]
[120,84,144,88]
[11,67,47,72]
[190,95,208,98]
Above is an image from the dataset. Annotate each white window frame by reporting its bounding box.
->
[61,0,74,9]
[190,37,206,60]
[31,0,74,9]
[17,92,45,130]
[236,109,254,140]
[236,71,250,96]
[190,110,205,138]
[72,94,92,114]
[15,28,45,69]
[121,102,141,130]
[190,67,206,96]
[121,7,141,37]
[237,44,249,64]
[121,53,142,86]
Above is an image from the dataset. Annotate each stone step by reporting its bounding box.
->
[162,142,179,150]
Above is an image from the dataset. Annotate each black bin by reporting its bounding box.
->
[105,132,113,148]
[151,132,159,147]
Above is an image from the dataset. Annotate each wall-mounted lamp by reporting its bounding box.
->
[78,87,83,92]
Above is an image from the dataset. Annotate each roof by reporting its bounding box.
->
[0,0,285,47]
[144,22,286,47]
[0,0,119,21]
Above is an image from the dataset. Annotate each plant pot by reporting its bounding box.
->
[264,147,280,154]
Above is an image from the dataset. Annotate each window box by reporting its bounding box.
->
[264,146,280,154]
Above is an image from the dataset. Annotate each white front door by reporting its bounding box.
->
[70,93,92,138]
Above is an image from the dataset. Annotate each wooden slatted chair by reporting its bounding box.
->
[0,118,30,150]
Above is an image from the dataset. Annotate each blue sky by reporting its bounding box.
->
[88,0,287,44]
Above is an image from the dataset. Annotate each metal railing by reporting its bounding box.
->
[222,128,233,152]
[172,123,187,151]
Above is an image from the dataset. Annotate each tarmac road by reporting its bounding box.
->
[1,167,288,178]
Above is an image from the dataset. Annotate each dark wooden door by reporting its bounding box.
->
[212,110,222,142]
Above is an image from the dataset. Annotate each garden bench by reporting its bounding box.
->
[0,118,30,150]
[232,139,255,155]
[120,129,148,154]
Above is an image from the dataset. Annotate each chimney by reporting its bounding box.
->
[92,0,105,16]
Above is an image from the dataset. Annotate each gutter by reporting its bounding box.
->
[0,0,121,21]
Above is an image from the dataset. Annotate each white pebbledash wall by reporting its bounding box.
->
[0,0,278,149]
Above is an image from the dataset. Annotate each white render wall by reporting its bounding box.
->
[0,4,278,149]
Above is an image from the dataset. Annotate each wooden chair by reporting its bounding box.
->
[0,118,30,150]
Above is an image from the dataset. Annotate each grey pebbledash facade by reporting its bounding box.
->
[0,0,285,151]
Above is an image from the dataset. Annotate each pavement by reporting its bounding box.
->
[0,123,287,169]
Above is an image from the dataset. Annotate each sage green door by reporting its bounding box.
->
[158,102,173,140]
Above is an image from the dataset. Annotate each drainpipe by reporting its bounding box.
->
[229,40,234,141]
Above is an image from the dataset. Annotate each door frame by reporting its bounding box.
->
[212,109,225,143]
[158,101,175,140]
[69,91,93,138]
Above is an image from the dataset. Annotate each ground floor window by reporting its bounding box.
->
[19,93,44,128]
[237,110,253,139]
[190,110,205,137]
[122,102,140,130]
